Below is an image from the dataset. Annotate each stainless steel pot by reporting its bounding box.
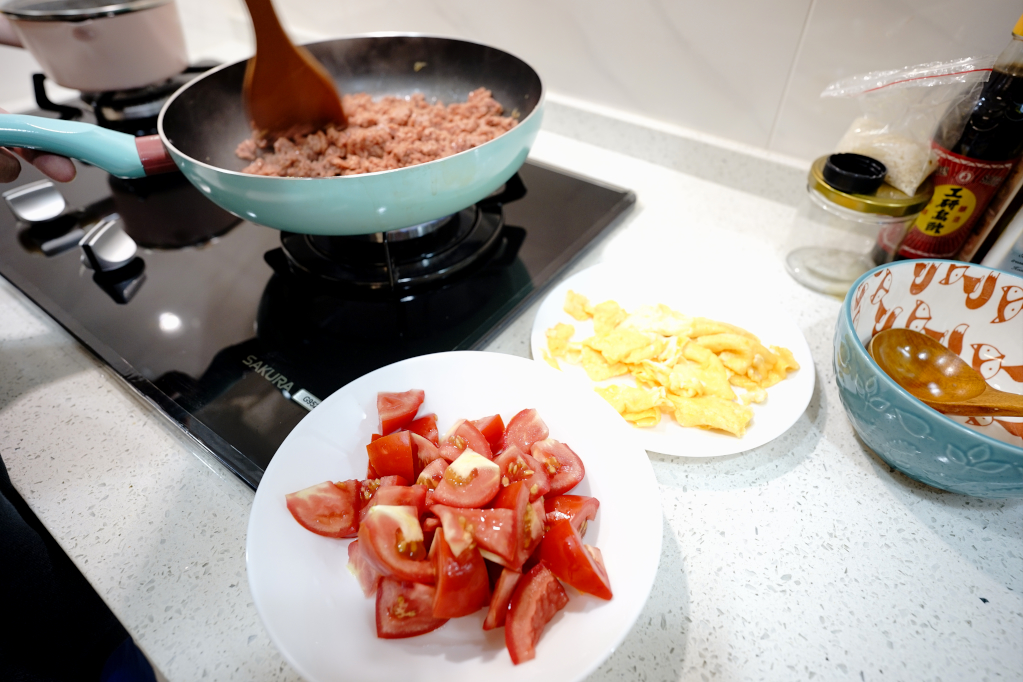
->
[0,0,188,92]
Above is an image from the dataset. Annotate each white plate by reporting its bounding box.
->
[529,264,815,457]
[247,351,662,682]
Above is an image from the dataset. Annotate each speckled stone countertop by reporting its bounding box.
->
[1,118,1021,682]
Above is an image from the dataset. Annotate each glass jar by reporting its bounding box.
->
[784,155,933,296]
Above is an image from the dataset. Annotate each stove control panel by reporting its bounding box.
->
[79,214,137,272]
[2,179,66,223]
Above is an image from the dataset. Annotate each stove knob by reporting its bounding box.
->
[1,179,67,223]
[79,214,137,271]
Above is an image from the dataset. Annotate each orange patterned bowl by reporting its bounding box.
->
[835,259,1023,497]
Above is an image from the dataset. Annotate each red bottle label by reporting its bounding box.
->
[880,144,1015,259]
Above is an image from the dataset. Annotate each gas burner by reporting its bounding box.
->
[344,214,455,243]
[275,174,528,293]
[277,205,502,292]
[81,78,183,135]
[32,63,219,137]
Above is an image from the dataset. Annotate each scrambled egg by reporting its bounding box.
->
[545,292,800,437]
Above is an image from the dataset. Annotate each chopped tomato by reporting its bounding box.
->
[376,578,447,639]
[538,519,612,600]
[431,450,501,508]
[471,414,506,454]
[432,529,491,618]
[491,446,551,506]
[503,409,549,454]
[285,480,360,538]
[444,419,493,459]
[408,413,439,445]
[410,432,442,478]
[544,495,600,538]
[483,568,521,630]
[490,481,545,570]
[431,504,517,565]
[438,443,463,462]
[347,539,382,597]
[366,431,415,483]
[505,562,569,664]
[357,476,411,524]
[422,516,440,552]
[416,458,448,490]
[377,389,425,435]
[357,505,435,584]
[369,484,428,519]
[531,439,585,495]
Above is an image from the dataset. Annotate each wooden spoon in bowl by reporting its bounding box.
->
[241,0,346,140]
[868,327,1023,417]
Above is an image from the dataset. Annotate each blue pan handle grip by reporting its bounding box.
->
[0,114,147,179]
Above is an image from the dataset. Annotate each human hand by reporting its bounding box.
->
[0,107,77,184]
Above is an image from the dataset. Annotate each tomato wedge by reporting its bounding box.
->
[366,431,415,483]
[437,443,463,462]
[357,505,435,584]
[471,414,506,454]
[422,515,440,552]
[491,445,551,506]
[431,504,516,564]
[538,519,612,600]
[505,562,569,664]
[432,529,491,618]
[377,389,425,435]
[490,481,545,570]
[415,458,448,490]
[368,484,428,519]
[285,480,360,538]
[444,419,493,459]
[357,476,411,524]
[503,408,549,454]
[531,439,585,495]
[431,450,501,508]
[410,433,443,480]
[483,567,521,630]
[376,577,447,639]
[408,413,439,445]
[544,495,600,538]
[347,539,383,597]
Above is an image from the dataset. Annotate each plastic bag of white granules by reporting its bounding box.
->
[821,56,996,196]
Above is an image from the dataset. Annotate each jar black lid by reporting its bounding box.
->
[822,153,887,194]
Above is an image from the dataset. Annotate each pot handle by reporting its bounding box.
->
[0,114,173,179]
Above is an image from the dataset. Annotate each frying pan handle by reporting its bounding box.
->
[0,114,151,179]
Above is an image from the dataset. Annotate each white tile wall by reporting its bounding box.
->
[772,0,1023,160]
[1,0,1020,162]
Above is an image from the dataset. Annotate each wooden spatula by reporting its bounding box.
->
[241,0,346,140]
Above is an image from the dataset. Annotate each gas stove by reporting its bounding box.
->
[0,107,634,489]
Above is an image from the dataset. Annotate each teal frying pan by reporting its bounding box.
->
[0,34,544,235]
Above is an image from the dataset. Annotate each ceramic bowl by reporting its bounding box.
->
[834,259,1023,497]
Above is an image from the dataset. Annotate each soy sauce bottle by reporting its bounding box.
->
[874,14,1023,262]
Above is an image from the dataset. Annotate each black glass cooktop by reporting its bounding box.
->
[0,160,633,489]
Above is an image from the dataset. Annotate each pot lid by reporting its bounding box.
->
[1,0,169,20]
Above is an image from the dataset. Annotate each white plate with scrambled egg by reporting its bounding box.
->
[529,264,815,457]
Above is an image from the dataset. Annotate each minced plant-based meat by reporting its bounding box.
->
[235,88,517,177]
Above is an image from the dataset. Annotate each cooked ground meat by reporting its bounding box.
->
[235,88,517,177]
